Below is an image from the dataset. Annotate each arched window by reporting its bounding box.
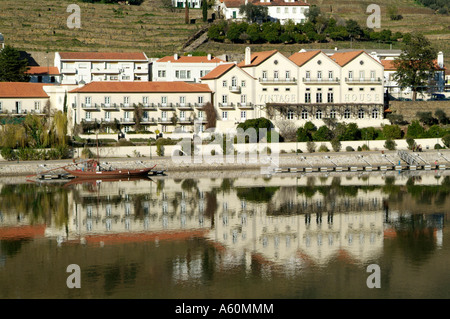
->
[344,109,351,119]
[301,109,308,119]
[316,109,322,119]
[372,108,378,119]
[231,76,237,88]
[330,109,337,119]
[358,109,365,119]
[287,110,294,120]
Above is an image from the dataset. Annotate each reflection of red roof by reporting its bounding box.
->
[237,50,278,67]
[26,66,60,75]
[384,228,397,238]
[0,225,46,240]
[81,229,209,245]
[58,52,147,61]
[157,55,224,63]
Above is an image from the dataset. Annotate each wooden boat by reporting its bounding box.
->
[63,159,156,179]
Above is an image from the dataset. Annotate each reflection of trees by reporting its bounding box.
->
[236,187,279,203]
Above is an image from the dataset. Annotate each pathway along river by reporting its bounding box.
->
[0,171,448,299]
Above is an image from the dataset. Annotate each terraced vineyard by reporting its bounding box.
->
[0,0,207,58]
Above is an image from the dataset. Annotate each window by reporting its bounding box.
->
[284,7,288,13]
[286,71,290,80]
[231,76,237,87]
[316,92,322,103]
[241,80,246,87]
[317,71,322,80]
[328,71,333,80]
[198,110,204,120]
[315,109,322,119]
[277,7,281,13]
[370,71,376,80]
[124,111,130,120]
[293,7,296,13]
[0,102,2,112]
[348,71,353,80]
[359,70,365,80]
[348,88,353,91]
[179,96,186,105]
[301,109,308,119]
[85,96,91,106]
[330,109,337,119]
[158,70,166,78]
[180,111,185,120]
[262,71,267,80]
[305,71,310,80]
[175,70,180,78]
[105,111,111,120]
[274,88,279,92]
[274,70,279,80]
[198,96,204,104]
[222,111,228,120]
[124,96,130,106]
[161,96,167,105]
[222,80,227,87]
[241,111,247,120]
[370,88,375,91]
[240,94,247,104]
[372,108,378,119]
[34,101,40,111]
[287,110,294,120]
[327,92,334,103]
[344,109,350,119]
[305,92,311,103]
[143,96,149,105]
[222,95,228,105]
[358,109,365,119]
[85,111,91,120]
[286,88,290,91]
[162,111,167,120]
[104,96,110,105]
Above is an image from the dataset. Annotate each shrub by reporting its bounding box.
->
[361,144,370,151]
[434,144,443,150]
[384,139,397,150]
[346,146,355,152]
[318,144,329,152]
[156,144,164,156]
[263,146,272,154]
[211,149,216,156]
[357,146,362,152]
[306,141,316,153]
[331,138,341,152]
[406,137,416,150]
[1,147,17,161]
[442,134,450,148]
[81,146,95,159]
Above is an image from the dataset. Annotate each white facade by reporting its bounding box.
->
[151,54,226,83]
[201,47,387,131]
[221,0,309,25]
[172,0,202,8]
[54,52,149,85]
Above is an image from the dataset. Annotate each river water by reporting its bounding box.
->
[0,171,448,299]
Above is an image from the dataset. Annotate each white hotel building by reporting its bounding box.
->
[54,52,150,85]
[200,47,387,132]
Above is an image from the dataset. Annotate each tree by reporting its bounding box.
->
[0,45,30,82]
[203,101,217,130]
[393,33,438,101]
[406,120,425,138]
[239,3,268,23]
[202,0,207,22]
[185,0,189,24]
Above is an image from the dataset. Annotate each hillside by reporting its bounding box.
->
[0,0,449,64]
[0,0,208,60]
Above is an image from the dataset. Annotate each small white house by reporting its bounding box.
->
[221,0,310,25]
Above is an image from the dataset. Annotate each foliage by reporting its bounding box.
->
[415,0,449,14]
[202,0,207,22]
[406,120,426,138]
[306,141,316,153]
[393,33,438,100]
[442,134,450,148]
[81,0,143,4]
[416,111,438,126]
[239,3,269,23]
[237,118,274,142]
[346,146,355,152]
[318,144,329,152]
[203,101,217,129]
[384,139,397,150]
[331,138,341,152]
[434,109,449,125]
[0,45,30,82]
[313,125,333,142]
[382,124,402,140]
[406,137,416,150]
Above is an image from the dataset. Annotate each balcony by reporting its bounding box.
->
[219,102,234,109]
[259,77,297,84]
[237,102,253,109]
[60,68,77,74]
[158,117,172,124]
[120,117,136,124]
[134,68,149,74]
[176,103,193,110]
[303,77,340,84]
[178,118,194,124]
[101,103,119,111]
[229,86,241,93]
[141,118,157,125]
[142,103,157,110]
[158,103,175,110]
[81,103,100,111]
[195,103,205,109]
[120,103,135,110]
[91,68,120,74]
[345,77,383,84]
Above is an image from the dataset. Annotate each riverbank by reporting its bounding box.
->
[1,149,449,177]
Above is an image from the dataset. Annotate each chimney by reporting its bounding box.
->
[245,47,251,65]
[174,53,179,61]
[207,53,212,60]
[437,51,444,68]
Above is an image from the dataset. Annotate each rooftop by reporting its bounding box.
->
[0,82,50,98]
[69,81,212,93]
[237,49,278,67]
[156,55,224,63]
[26,66,60,75]
[57,52,148,61]
[200,63,236,80]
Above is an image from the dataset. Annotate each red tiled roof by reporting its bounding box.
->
[200,63,236,80]
[0,83,50,98]
[237,49,278,67]
[382,59,445,71]
[289,50,322,66]
[224,0,309,8]
[156,55,224,63]
[26,66,60,75]
[330,50,365,66]
[58,52,148,61]
[69,81,212,93]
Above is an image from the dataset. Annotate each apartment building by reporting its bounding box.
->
[54,52,149,85]
[201,47,386,131]
[68,81,213,134]
[151,53,225,83]
[27,66,61,84]
[220,0,310,25]
[0,82,51,116]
